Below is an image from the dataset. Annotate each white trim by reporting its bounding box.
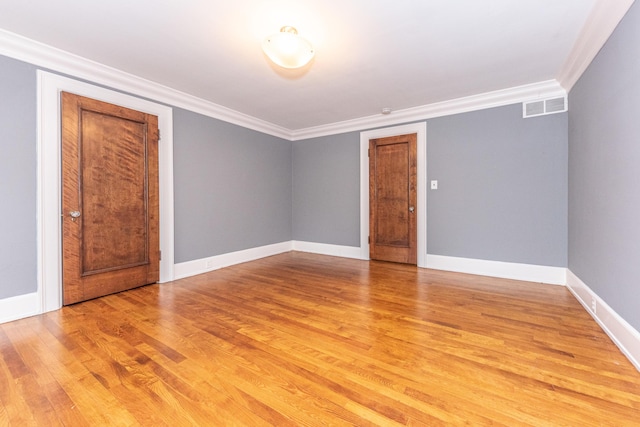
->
[292,241,363,259]
[0,28,568,142]
[360,123,427,268]
[293,80,565,140]
[557,0,635,92]
[173,242,292,280]
[0,29,290,140]
[566,270,640,372]
[37,71,175,314]
[0,293,40,324]
[426,254,567,286]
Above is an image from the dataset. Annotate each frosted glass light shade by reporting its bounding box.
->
[262,26,315,69]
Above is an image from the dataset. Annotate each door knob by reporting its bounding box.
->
[409,206,415,213]
[69,211,81,222]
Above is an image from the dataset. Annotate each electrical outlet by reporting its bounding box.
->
[591,297,597,313]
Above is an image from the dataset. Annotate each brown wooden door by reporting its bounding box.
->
[369,133,417,264]
[61,92,160,305]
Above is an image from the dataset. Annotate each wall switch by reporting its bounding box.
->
[430,180,438,190]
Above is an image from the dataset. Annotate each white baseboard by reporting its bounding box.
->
[426,254,567,285]
[173,241,363,281]
[566,270,640,372]
[0,292,40,324]
[8,248,637,376]
[3,240,355,324]
[292,241,364,259]
[173,241,293,280]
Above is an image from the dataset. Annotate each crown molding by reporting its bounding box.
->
[0,29,292,139]
[556,0,635,92]
[2,28,568,142]
[291,80,566,141]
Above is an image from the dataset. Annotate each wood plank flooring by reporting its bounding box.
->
[1,252,639,426]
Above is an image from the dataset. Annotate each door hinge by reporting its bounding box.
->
[158,128,161,141]
[159,250,162,260]
[368,236,370,244]
[368,148,370,157]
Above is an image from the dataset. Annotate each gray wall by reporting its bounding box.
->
[173,109,292,262]
[0,51,572,305]
[427,105,568,266]
[0,54,292,301]
[0,56,37,299]
[568,2,640,330]
[292,105,568,268]
[292,133,360,246]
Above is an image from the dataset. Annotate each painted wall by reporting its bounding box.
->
[292,133,360,246]
[174,108,292,262]
[427,104,568,267]
[0,55,292,301]
[0,48,575,306]
[0,55,37,299]
[568,1,640,330]
[292,105,568,268]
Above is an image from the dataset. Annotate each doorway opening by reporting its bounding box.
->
[360,122,426,267]
[369,133,417,264]
[37,71,174,313]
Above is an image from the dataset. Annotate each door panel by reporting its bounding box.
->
[62,92,159,305]
[369,134,417,264]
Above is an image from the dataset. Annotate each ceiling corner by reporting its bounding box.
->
[556,0,635,92]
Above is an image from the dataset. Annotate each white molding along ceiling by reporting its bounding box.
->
[557,0,636,92]
[0,30,291,140]
[295,80,566,140]
[0,1,633,139]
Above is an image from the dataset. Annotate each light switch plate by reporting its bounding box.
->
[430,180,438,190]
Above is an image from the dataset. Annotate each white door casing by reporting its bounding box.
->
[37,71,175,313]
[360,122,427,267]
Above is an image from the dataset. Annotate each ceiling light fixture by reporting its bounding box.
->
[262,26,315,69]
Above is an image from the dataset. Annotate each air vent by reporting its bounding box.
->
[525,101,545,117]
[523,96,567,118]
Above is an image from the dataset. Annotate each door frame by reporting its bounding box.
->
[37,71,175,313]
[360,122,426,267]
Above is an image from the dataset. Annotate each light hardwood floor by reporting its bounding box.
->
[1,252,639,426]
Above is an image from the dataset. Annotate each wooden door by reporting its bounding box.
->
[61,92,159,305]
[369,133,417,264]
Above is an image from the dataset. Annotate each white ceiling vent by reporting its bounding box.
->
[523,96,567,118]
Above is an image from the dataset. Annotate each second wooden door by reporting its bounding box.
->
[369,133,417,264]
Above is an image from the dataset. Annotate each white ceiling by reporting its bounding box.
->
[0,0,606,131]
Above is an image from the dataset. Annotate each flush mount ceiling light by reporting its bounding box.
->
[262,26,315,69]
